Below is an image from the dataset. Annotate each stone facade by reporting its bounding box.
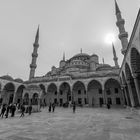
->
[2,0,140,109]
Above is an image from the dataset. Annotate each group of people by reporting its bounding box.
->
[0,103,33,118]
[48,102,55,112]
[0,104,16,118]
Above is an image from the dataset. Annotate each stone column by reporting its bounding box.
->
[132,74,140,105]
[122,85,129,106]
[103,88,107,104]
[126,80,135,107]
[12,92,17,104]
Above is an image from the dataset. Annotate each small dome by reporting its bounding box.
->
[14,78,23,83]
[0,75,13,81]
[96,64,112,71]
[91,53,98,57]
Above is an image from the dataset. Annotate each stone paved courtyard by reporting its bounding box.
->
[0,107,140,140]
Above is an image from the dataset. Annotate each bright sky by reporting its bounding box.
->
[0,0,139,80]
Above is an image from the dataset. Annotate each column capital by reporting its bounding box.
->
[132,73,138,79]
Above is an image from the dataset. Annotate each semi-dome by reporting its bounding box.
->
[0,75,13,81]
[96,64,112,71]
[14,78,23,83]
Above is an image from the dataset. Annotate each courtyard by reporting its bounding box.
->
[0,107,140,140]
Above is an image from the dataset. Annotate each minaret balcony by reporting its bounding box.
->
[33,43,39,48]
[30,64,37,68]
[119,32,128,39]
[32,53,38,57]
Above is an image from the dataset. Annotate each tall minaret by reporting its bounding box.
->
[29,26,39,80]
[115,0,128,55]
[112,43,119,68]
[63,52,65,61]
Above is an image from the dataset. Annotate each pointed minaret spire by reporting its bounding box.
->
[29,26,40,80]
[35,25,39,44]
[115,0,128,55]
[102,58,104,64]
[63,52,65,61]
[115,0,120,14]
[112,43,119,68]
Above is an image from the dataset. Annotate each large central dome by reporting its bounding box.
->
[71,53,90,60]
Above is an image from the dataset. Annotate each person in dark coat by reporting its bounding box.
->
[48,103,52,113]
[5,104,11,118]
[73,102,76,113]
[20,105,25,117]
[107,103,110,109]
[11,104,16,117]
[52,103,55,112]
[28,105,32,115]
[0,104,6,118]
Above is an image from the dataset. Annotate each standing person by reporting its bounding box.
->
[20,104,25,117]
[52,102,55,112]
[11,104,16,117]
[107,103,110,109]
[73,102,76,113]
[0,104,6,118]
[48,103,52,113]
[28,105,32,115]
[5,104,11,118]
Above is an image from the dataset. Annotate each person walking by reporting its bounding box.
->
[73,102,76,113]
[28,105,32,115]
[11,104,16,117]
[5,104,11,118]
[0,104,6,118]
[20,105,25,117]
[52,103,55,112]
[48,103,52,113]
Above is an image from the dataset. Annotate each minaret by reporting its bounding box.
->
[115,0,128,55]
[29,26,39,80]
[63,52,65,61]
[112,43,119,68]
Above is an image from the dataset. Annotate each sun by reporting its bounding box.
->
[105,33,116,45]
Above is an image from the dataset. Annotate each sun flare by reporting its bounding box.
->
[105,33,116,45]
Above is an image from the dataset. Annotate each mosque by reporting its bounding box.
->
[0,1,140,111]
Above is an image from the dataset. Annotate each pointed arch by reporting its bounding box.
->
[15,85,25,104]
[2,82,15,104]
[72,81,86,105]
[125,63,139,106]
[104,78,121,105]
[59,82,71,105]
[130,47,140,74]
[87,80,102,106]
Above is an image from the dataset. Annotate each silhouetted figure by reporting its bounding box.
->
[20,105,25,117]
[107,103,110,109]
[0,104,6,118]
[11,104,16,117]
[5,104,11,118]
[28,105,32,115]
[52,103,55,112]
[48,103,52,113]
[73,102,76,113]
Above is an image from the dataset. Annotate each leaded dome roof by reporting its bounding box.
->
[14,78,23,83]
[0,75,13,81]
